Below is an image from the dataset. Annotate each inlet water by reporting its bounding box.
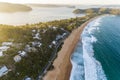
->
[70,15,120,80]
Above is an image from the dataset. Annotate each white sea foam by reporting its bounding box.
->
[70,17,107,80]
[81,17,107,80]
[70,42,84,80]
[106,14,116,17]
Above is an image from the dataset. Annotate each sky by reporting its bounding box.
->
[0,0,120,5]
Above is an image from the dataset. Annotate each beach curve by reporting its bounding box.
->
[43,16,101,80]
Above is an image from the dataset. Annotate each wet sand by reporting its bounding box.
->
[43,16,99,80]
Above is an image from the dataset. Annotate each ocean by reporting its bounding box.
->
[70,15,120,80]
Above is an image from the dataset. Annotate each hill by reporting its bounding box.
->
[27,4,75,8]
[0,2,32,13]
[73,8,120,15]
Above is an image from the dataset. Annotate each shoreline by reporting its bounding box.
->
[43,15,102,80]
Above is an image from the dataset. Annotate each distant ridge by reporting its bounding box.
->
[0,2,32,13]
[73,8,120,15]
[27,4,75,8]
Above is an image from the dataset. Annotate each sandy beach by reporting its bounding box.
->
[43,16,99,80]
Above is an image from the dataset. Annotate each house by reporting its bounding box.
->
[52,26,57,30]
[25,77,31,80]
[0,66,9,77]
[62,33,67,37]
[49,45,52,48]
[18,51,26,57]
[33,33,40,40]
[0,51,3,57]
[2,42,12,46]
[56,35,63,41]
[52,41,56,45]
[0,46,9,51]
[37,43,42,47]
[31,41,42,47]
[14,55,22,62]
[24,45,32,52]
[32,29,36,33]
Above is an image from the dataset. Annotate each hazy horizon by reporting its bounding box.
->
[0,0,120,5]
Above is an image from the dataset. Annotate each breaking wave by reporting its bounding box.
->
[70,16,107,80]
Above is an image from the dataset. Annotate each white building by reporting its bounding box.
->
[0,66,9,77]
[56,35,62,41]
[0,46,9,51]
[14,55,22,62]
[18,51,26,57]
[32,29,36,33]
[0,52,3,57]
[62,33,67,37]
[2,42,12,46]
[52,41,56,45]
[31,42,42,47]
[52,26,57,30]
[33,33,40,40]
[25,77,31,80]
[49,45,52,48]
[24,45,32,52]
[38,43,42,47]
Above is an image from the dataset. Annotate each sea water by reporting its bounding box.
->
[70,15,120,80]
[0,6,84,25]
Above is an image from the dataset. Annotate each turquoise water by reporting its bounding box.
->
[70,15,120,80]
[94,15,120,80]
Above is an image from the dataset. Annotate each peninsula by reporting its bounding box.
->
[0,6,119,80]
[0,2,32,13]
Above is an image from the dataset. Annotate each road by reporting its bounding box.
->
[36,30,70,80]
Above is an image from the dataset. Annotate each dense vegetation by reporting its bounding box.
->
[0,2,32,13]
[0,15,90,80]
[73,8,120,15]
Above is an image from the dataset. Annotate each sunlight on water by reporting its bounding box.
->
[0,7,84,25]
